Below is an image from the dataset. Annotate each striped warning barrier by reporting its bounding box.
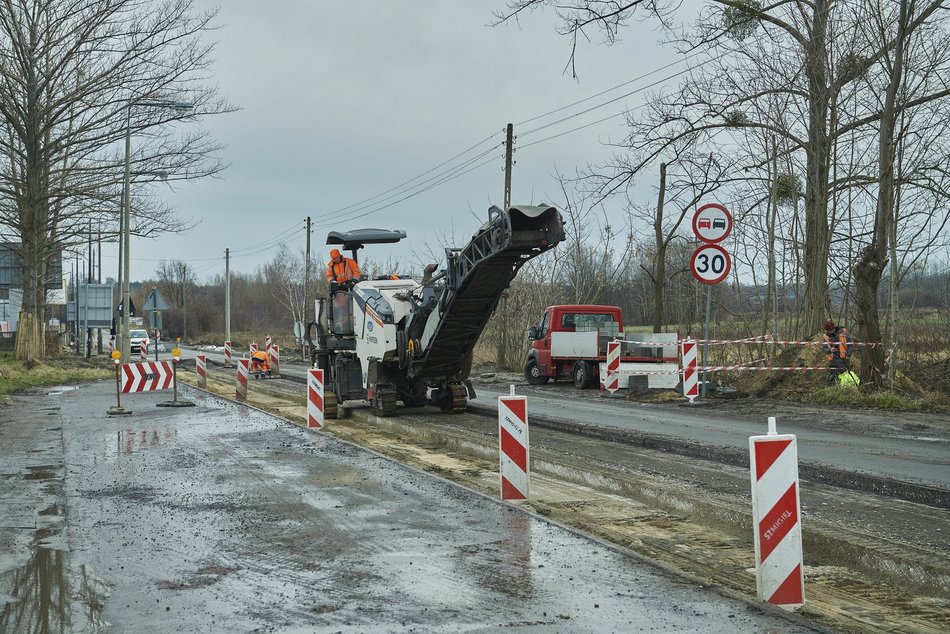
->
[264,335,272,352]
[140,341,148,361]
[498,388,529,500]
[250,342,258,355]
[196,354,207,389]
[604,340,620,393]
[224,340,232,368]
[235,358,249,401]
[750,417,804,610]
[269,345,280,378]
[121,361,174,393]
[681,339,698,402]
[307,368,324,429]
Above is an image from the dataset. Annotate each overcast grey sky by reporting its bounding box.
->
[113,1,686,283]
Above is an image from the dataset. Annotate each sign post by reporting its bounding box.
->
[107,350,131,416]
[691,203,734,398]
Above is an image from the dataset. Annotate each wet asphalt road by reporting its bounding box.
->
[0,381,818,633]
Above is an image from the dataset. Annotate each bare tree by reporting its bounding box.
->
[0,0,232,361]
[155,259,196,340]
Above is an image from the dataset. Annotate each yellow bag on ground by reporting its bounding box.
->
[838,370,860,388]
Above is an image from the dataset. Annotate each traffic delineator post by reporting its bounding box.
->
[605,340,620,394]
[681,339,698,402]
[196,353,207,389]
[140,341,147,361]
[224,340,232,368]
[750,416,804,610]
[107,350,131,416]
[158,345,195,407]
[498,385,529,501]
[236,358,249,401]
[250,342,258,355]
[270,345,280,378]
[264,335,272,352]
[307,368,324,429]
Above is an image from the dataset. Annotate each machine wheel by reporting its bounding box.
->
[431,383,468,413]
[324,391,339,419]
[524,359,549,385]
[572,360,592,389]
[371,387,398,417]
[398,382,428,408]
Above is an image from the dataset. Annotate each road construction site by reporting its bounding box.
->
[174,354,950,633]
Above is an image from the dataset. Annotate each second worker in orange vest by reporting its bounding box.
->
[326,248,361,286]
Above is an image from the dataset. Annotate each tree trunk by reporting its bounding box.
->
[853,0,908,388]
[652,163,668,333]
[801,0,833,336]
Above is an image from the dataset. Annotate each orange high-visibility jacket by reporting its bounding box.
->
[822,328,851,360]
[326,256,361,283]
[250,350,270,371]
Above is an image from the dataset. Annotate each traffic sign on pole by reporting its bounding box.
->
[692,203,732,243]
[690,243,732,285]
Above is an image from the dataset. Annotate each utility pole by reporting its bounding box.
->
[224,248,231,344]
[87,221,93,358]
[498,123,515,368]
[304,216,311,358]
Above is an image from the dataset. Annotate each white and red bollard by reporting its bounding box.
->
[307,368,324,429]
[224,340,232,368]
[681,338,698,402]
[196,353,207,389]
[140,341,148,361]
[235,358,249,401]
[264,335,272,352]
[269,345,280,378]
[749,416,804,610]
[250,342,258,355]
[498,385,529,500]
[605,340,621,393]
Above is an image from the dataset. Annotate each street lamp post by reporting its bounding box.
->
[118,100,192,362]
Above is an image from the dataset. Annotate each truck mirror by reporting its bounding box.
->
[527,326,539,340]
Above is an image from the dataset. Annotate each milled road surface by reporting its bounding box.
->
[0,382,817,633]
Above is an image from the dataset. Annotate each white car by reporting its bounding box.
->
[129,329,150,354]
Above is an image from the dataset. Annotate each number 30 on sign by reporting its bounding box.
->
[690,243,732,285]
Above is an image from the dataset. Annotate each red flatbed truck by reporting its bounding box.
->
[524,304,679,389]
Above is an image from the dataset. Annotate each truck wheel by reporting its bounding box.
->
[524,359,549,385]
[572,361,592,389]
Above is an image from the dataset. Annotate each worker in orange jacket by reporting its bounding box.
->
[326,249,361,289]
[821,319,853,385]
[250,350,271,379]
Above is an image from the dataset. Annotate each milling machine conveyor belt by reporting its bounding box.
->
[409,204,564,381]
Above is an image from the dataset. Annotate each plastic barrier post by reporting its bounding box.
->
[605,340,621,393]
[681,339,698,402]
[749,416,804,610]
[224,340,232,368]
[498,385,529,500]
[264,335,272,352]
[250,342,258,355]
[236,359,249,401]
[196,353,207,389]
[307,368,325,429]
[270,345,280,378]
[140,341,147,362]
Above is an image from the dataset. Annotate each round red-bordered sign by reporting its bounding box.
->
[692,203,732,243]
[690,243,732,285]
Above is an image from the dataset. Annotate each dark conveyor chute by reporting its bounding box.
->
[408,204,564,381]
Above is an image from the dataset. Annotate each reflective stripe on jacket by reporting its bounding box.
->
[823,328,850,360]
[326,257,360,282]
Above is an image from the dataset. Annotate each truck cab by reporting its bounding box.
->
[525,305,623,388]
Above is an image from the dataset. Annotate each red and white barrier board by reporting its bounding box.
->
[749,417,804,610]
[681,339,698,402]
[270,345,280,378]
[307,368,324,429]
[498,391,529,500]
[224,340,232,367]
[121,361,174,393]
[250,342,258,354]
[196,354,207,389]
[604,340,620,393]
[264,335,272,351]
[236,358,249,401]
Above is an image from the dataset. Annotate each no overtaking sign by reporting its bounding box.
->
[691,203,733,285]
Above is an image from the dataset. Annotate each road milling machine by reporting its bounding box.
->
[308,204,564,417]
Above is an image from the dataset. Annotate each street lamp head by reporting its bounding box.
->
[171,102,193,113]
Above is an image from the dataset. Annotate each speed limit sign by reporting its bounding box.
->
[690,243,731,284]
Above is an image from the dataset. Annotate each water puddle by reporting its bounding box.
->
[45,386,79,396]
[115,428,177,456]
[0,527,69,633]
